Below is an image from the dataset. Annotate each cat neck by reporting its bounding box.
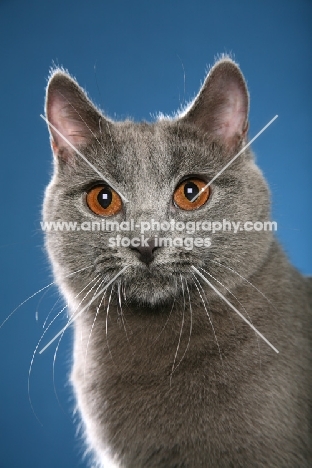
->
[72,238,300,381]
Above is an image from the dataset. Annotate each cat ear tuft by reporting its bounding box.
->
[181,58,249,150]
[45,69,102,161]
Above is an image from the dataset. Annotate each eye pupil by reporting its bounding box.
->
[97,187,112,208]
[184,182,199,202]
[173,178,209,211]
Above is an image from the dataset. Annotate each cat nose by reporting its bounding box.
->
[130,237,159,265]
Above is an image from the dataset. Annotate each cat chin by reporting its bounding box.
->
[125,297,175,311]
[123,283,179,308]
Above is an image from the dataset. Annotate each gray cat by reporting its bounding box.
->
[42,57,311,467]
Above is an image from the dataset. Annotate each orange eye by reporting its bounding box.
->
[173,178,210,211]
[86,185,122,216]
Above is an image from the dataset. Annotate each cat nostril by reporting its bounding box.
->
[130,238,159,265]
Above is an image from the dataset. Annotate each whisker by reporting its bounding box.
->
[34,287,50,323]
[198,267,236,335]
[117,282,126,332]
[152,296,176,344]
[0,264,93,329]
[52,275,104,391]
[171,277,193,375]
[27,275,102,422]
[191,266,279,354]
[39,266,128,354]
[122,282,127,303]
[199,266,261,367]
[117,282,133,351]
[43,274,101,332]
[1,282,54,330]
[105,285,116,367]
[52,333,72,420]
[170,275,186,384]
[83,288,107,382]
[192,273,223,367]
[209,258,278,312]
[42,296,62,330]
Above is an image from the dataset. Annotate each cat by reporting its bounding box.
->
[42,56,311,467]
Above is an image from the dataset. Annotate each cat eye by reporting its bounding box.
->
[173,178,210,210]
[86,185,122,216]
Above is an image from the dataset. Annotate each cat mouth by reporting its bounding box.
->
[93,252,198,306]
[118,263,190,306]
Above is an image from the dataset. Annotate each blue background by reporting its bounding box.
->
[0,1,311,467]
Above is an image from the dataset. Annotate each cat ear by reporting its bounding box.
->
[45,69,102,161]
[181,58,249,150]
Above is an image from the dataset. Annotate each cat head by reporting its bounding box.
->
[43,57,272,307]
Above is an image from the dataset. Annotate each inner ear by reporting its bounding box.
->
[45,70,102,160]
[181,58,249,150]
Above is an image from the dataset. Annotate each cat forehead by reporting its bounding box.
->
[53,119,228,194]
[109,120,220,173]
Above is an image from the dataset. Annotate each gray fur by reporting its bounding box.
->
[43,58,311,467]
